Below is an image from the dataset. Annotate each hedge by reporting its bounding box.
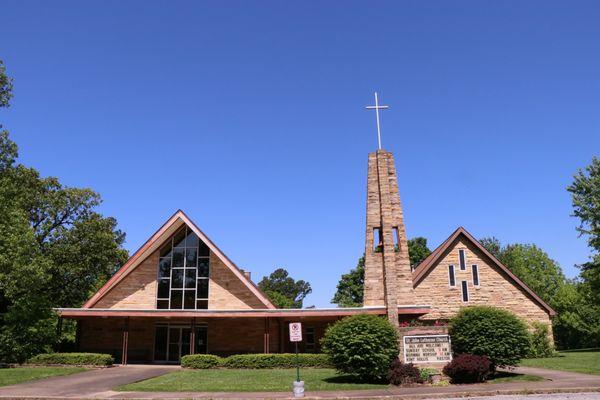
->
[27,352,114,366]
[181,353,331,369]
[223,353,332,369]
[181,354,223,369]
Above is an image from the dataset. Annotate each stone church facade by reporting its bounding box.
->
[58,149,554,364]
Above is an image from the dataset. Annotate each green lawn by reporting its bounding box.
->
[520,350,600,375]
[0,367,87,387]
[118,369,389,392]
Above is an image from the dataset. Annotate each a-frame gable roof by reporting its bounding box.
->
[412,227,556,316]
[84,210,275,309]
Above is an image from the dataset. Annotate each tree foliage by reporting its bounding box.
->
[407,237,431,267]
[568,157,600,253]
[478,236,600,349]
[331,255,364,307]
[321,315,398,381]
[449,306,530,369]
[331,238,431,307]
[479,239,566,308]
[568,158,600,306]
[0,60,12,108]
[0,61,128,362]
[258,268,311,308]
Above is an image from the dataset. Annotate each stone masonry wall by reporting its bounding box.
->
[93,229,267,310]
[413,236,552,329]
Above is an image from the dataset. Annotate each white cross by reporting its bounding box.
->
[365,92,389,150]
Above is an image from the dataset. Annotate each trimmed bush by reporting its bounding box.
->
[222,353,332,369]
[442,354,491,383]
[27,352,114,366]
[528,322,555,358]
[181,354,223,369]
[321,314,399,381]
[449,306,530,368]
[419,367,440,382]
[387,359,423,386]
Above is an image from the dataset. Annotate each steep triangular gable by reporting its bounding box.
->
[412,227,555,316]
[84,210,275,309]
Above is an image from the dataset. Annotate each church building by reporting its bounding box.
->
[58,99,554,364]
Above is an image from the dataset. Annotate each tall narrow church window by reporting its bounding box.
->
[156,226,210,310]
[472,265,479,286]
[392,227,400,252]
[461,280,469,302]
[373,228,383,253]
[459,249,466,270]
[448,265,456,287]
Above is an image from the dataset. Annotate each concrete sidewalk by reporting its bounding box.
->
[0,365,177,399]
[0,365,598,399]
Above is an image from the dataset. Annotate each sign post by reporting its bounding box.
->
[289,322,303,398]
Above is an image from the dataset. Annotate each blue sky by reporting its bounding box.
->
[1,1,599,307]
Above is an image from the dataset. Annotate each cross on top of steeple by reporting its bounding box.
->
[365,92,389,150]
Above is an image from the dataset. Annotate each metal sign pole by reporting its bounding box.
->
[295,341,300,382]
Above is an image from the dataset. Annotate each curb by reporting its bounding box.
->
[1,387,599,400]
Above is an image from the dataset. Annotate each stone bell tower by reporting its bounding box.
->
[363,93,413,327]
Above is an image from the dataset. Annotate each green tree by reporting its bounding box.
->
[479,238,566,309]
[0,61,128,361]
[331,238,431,307]
[568,157,600,252]
[0,60,12,108]
[568,157,600,304]
[258,268,311,309]
[408,237,431,267]
[331,255,364,307]
[479,236,502,259]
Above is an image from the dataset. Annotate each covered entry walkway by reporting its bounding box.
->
[58,306,430,364]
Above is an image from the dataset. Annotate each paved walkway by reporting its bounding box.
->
[0,365,598,399]
[0,365,177,399]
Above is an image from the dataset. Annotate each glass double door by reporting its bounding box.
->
[154,325,207,363]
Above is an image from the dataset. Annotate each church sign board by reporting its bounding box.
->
[403,335,452,364]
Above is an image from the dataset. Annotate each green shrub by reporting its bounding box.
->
[419,367,439,382]
[449,306,530,368]
[222,353,332,369]
[27,352,114,366]
[528,322,556,358]
[181,354,223,369]
[321,314,399,381]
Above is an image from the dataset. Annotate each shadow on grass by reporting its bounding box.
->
[488,371,545,383]
[559,348,600,353]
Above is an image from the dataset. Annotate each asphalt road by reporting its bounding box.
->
[437,393,600,400]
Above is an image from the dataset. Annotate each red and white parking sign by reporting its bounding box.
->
[289,322,302,342]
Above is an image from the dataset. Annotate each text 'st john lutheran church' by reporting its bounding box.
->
[58,93,555,364]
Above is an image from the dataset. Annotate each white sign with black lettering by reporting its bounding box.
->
[289,322,302,342]
[403,335,452,364]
